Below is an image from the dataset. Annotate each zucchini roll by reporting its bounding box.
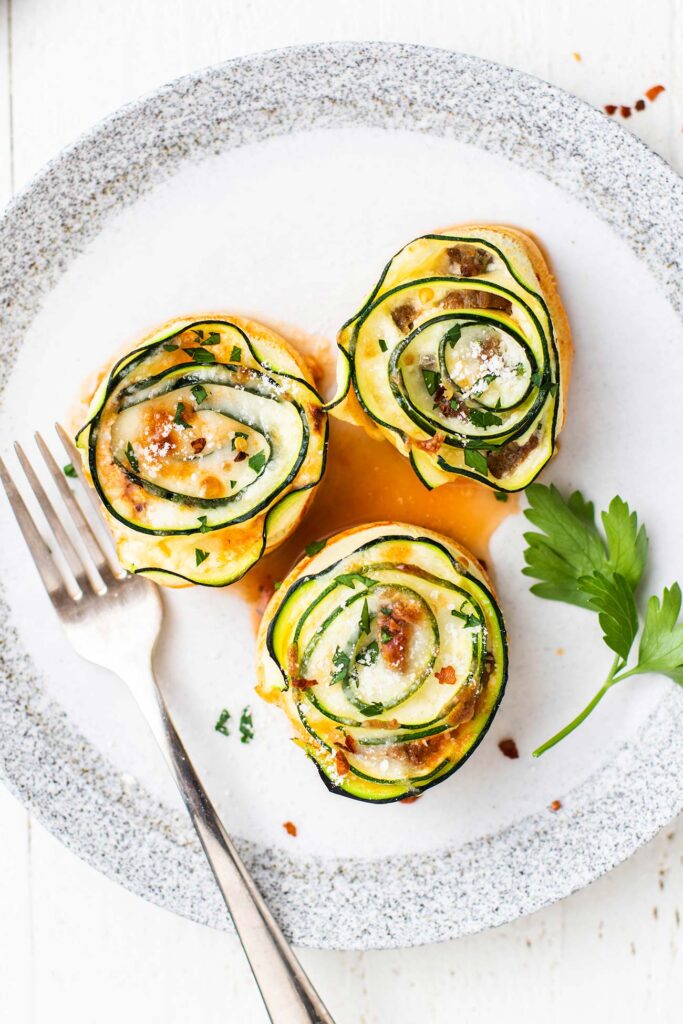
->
[256,523,507,803]
[76,316,327,586]
[332,225,572,492]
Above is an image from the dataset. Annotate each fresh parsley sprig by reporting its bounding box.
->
[523,484,683,756]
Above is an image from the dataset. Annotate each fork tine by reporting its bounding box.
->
[0,456,69,600]
[35,432,126,584]
[14,441,99,596]
[55,423,123,566]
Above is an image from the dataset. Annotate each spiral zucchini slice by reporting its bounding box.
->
[256,523,507,803]
[332,225,572,492]
[76,316,327,586]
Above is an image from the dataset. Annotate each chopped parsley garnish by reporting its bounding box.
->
[422,367,440,396]
[336,572,377,589]
[230,345,242,362]
[305,539,327,557]
[63,463,77,478]
[197,515,210,533]
[231,431,248,451]
[193,329,205,340]
[230,480,237,489]
[273,580,282,591]
[514,362,525,377]
[174,401,189,428]
[214,709,231,736]
[451,604,481,629]
[195,548,210,566]
[125,442,139,473]
[248,451,267,473]
[360,598,371,636]
[494,492,509,503]
[469,408,503,428]
[162,342,178,351]
[443,323,462,348]
[378,338,388,353]
[191,383,208,405]
[380,626,393,644]
[471,372,497,395]
[531,369,543,388]
[464,448,489,474]
[203,332,221,346]
[239,706,254,744]
[186,347,216,364]
[357,640,379,667]
[331,647,350,684]
[548,381,558,396]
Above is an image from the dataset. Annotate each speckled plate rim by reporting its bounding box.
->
[1,41,682,951]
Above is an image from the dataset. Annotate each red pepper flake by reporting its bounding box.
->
[435,665,457,686]
[283,821,297,837]
[400,796,420,804]
[620,105,632,119]
[604,104,617,116]
[291,677,317,690]
[550,799,562,812]
[498,738,519,760]
[335,750,350,776]
[191,437,206,453]
[343,734,357,754]
[635,99,646,112]
[645,84,665,102]
[234,451,247,463]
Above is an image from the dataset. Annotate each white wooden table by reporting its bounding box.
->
[1,2,681,1021]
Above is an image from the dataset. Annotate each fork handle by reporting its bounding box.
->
[127,661,335,1024]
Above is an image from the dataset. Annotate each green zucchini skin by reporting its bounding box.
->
[330,228,570,493]
[256,523,508,804]
[75,316,327,587]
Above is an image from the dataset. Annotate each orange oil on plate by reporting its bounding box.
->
[235,414,518,626]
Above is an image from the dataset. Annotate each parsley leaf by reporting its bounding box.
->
[336,572,377,589]
[191,383,208,405]
[601,496,648,590]
[523,484,611,609]
[464,448,488,475]
[634,584,683,685]
[305,539,327,557]
[422,367,440,396]
[63,463,77,478]
[469,408,503,428]
[125,442,139,473]
[378,338,388,353]
[162,342,179,351]
[524,484,683,758]
[360,598,371,636]
[357,640,379,667]
[195,548,210,566]
[174,401,189,428]
[197,515,210,533]
[239,706,254,744]
[215,709,230,736]
[578,571,638,660]
[203,332,221,346]
[443,323,462,348]
[331,647,350,684]
[186,347,216,364]
[494,492,508,503]
[230,345,242,362]
[248,451,267,473]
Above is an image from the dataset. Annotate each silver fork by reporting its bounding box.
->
[0,425,334,1024]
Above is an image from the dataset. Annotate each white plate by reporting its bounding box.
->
[0,42,682,949]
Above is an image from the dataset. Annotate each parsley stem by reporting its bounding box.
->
[533,654,623,757]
